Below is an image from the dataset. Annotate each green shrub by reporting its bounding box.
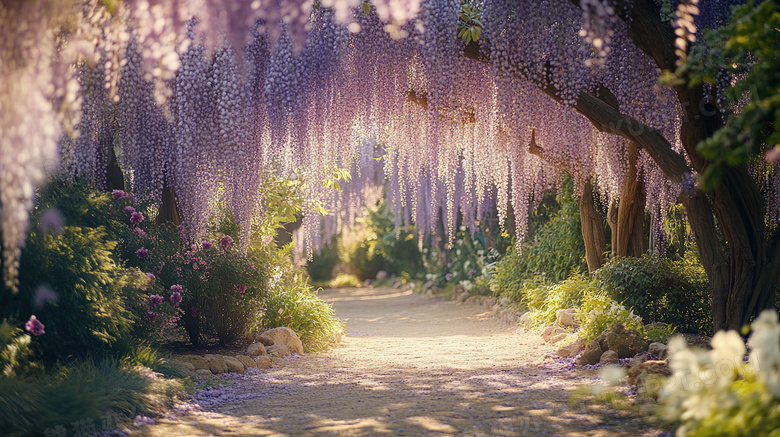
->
[644,323,677,344]
[578,292,644,343]
[490,243,528,302]
[526,274,597,327]
[306,236,342,281]
[594,255,711,334]
[1,225,140,365]
[327,273,362,288]
[258,271,344,352]
[0,320,41,378]
[0,359,182,437]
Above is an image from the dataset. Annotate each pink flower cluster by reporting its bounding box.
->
[219,234,234,248]
[25,315,45,336]
[136,248,149,259]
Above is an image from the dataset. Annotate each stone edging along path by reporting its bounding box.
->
[134,287,664,436]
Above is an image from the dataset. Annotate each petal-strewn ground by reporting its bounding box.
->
[134,287,664,436]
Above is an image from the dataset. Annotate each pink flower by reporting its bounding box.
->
[468,269,477,276]
[146,311,156,321]
[149,294,163,306]
[219,234,234,248]
[125,206,136,214]
[25,315,45,336]
[237,285,247,294]
[134,227,147,238]
[201,240,213,249]
[170,284,183,293]
[190,244,197,252]
[136,248,149,259]
[170,291,182,306]
[147,273,156,281]
[277,308,284,314]
[112,190,126,201]
[130,212,144,226]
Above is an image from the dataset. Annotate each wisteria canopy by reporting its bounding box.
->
[0,0,778,331]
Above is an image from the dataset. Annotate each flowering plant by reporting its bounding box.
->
[657,310,780,436]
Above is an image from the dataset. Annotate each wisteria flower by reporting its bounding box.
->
[201,240,213,249]
[170,291,182,306]
[149,294,163,306]
[33,285,58,308]
[237,285,247,294]
[134,227,147,237]
[219,234,234,248]
[125,206,136,214]
[130,211,144,226]
[136,248,149,259]
[25,315,45,336]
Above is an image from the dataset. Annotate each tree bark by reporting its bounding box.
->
[157,181,181,226]
[615,143,648,258]
[104,145,125,192]
[578,179,606,272]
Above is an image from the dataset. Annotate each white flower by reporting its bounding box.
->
[598,365,627,386]
[709,330,745,384]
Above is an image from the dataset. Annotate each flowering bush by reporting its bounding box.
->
[577,292,644,343]
[657,310,780,436]
[0,320,41,377]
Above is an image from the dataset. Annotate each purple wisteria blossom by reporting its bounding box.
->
[136,248,149,259]
[149,294,164,306]
[134,227,147,237]
[25,315,45,336]
[201,240,213,249]
[170,284,183,293]
[125,206,136,214]
[170,291,182,306]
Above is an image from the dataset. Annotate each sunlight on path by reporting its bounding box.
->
[134,287,662,436]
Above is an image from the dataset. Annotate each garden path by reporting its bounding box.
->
[135,287,663,436]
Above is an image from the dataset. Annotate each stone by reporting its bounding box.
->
[376,270,388,280]
[236,355,256,368]
[542,325,568,343]
[195,369,213,377]
[600,350,619,365]
[258,327,304,355]
[223,356,245,374]
[628,358,670,386]
[499,297,510,307]
[254,356,271,369]
[555,308,579,328]
[557,338,585,358]
[483,297,497,309]
[648,342,669,360]
[422,281,435,293]
[628,352,653,370]
[519,312,532,327]
[576,342,604,366]
[267,343,292,358]
[179,355,210,371]
[170,359,196,373]
[247,342,268,357]
[204,354,227,374]
[606,323,648,358]
[363,279,373,287]
[254,335,275,346]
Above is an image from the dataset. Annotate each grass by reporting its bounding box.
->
[0,359,184,437]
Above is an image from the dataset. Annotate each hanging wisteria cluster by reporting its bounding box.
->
[2,0,778,289]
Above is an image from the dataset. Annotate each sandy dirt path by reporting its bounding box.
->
[136,287,663,436]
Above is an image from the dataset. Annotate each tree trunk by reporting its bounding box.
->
[157,181,181,226]
[578,179,606,272]
[104,145,125,192]
[615,143,648,258]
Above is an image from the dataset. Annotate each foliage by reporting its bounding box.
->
[644,323,677,344]
[656,310,780,436]
[594,255,711,335]
[525,275,598,327]
[327,273,362,288]
[578,292,644,343]
[256,246,344,352]
[1,220,140,365]
[0,359,183,437]
[341,200,422,279]
[0,320,41,378]
[679,0,780,187]
[458,0,483,44]
[306,235,341,281]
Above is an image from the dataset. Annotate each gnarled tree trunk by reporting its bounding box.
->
[578,179,606,272]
